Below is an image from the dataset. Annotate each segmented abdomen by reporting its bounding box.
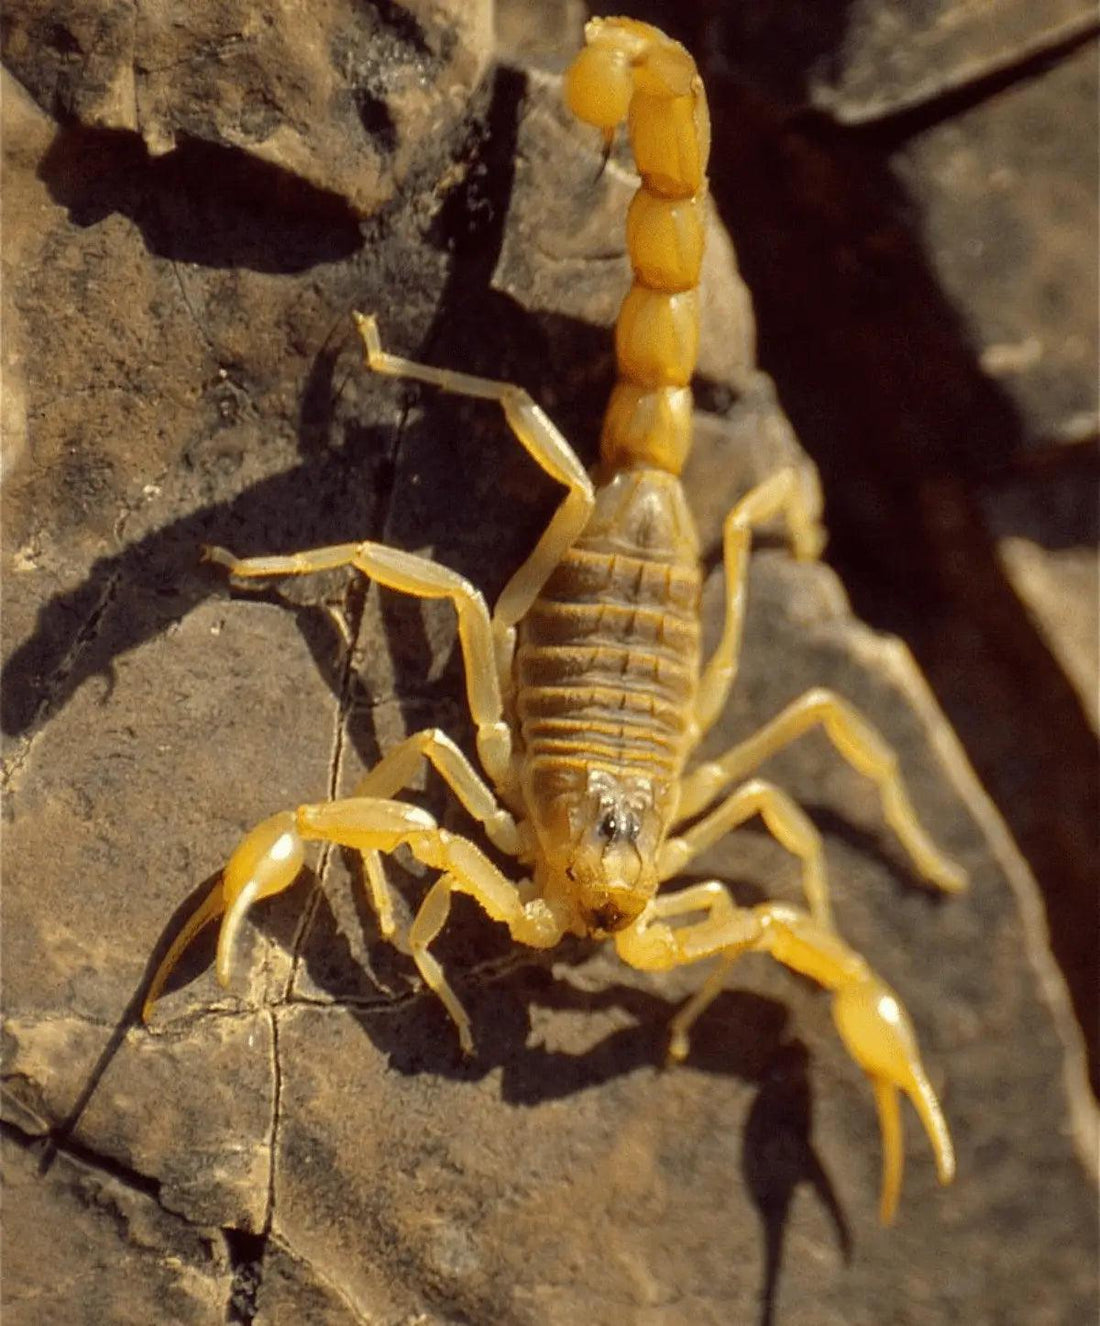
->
[514,470,701,789]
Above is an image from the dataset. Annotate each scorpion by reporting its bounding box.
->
[143,17,967,1224]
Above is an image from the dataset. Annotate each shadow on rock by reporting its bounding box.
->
[38,126,363,273]
[0,416,391,740]
[744,1040,852,1326]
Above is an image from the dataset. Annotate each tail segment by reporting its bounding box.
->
[564,18,710,477]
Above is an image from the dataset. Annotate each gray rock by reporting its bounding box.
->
[700,0,1097,123]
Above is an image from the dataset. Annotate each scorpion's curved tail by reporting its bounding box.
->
[564,17,710,478]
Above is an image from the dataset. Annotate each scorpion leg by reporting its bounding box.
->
[693,468,825,739]
[622,881,747,1064]
[659,777,832,928]
[347,728,524,943]
[677,688,967,895]
[616,890,954,1223]
[406,874,476,1051]
[353,313,596,667]
[204,540,516,797]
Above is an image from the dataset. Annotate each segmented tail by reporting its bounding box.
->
[564,17,710,477]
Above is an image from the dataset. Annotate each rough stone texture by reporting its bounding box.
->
[892,38,1097,456]
[701,0,1098,122]
[991,498,1100,737]
[2,0,491,215]
[2,1135,227,1324]
[496,0,586,67]
[3,5,1096,1325]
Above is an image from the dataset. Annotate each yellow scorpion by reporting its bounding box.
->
[144,18,966,1224]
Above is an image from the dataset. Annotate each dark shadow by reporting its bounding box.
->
[293,876,841,1149]
[0,423,393,739]
[276,863,853,1301]
[37,127,363,273]
[37,867,228,1175]
[744,1041,852,1326]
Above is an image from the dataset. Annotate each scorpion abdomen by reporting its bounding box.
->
[515,468,701,791]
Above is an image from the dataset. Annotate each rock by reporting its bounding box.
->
[701,0,1097,123]
[995,536,1098,728]
[1,1133,227,1324]
[981,457,1099,732]
[2,15,1095,1326]
[892,39,1097,456]
[2,0,492,215]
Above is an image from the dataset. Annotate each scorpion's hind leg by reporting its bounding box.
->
[142,812,307,1021]
[616,890,954,1224]
[678,688,968,895]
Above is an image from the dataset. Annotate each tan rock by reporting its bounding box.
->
[3,0,493,215]
[2,16,1095,1324]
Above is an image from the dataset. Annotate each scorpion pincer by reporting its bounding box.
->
[144,17,966,1224]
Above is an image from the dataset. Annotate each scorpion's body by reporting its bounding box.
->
[514,19,709,936]
[516,468,701,935]
[145,18,967,1225]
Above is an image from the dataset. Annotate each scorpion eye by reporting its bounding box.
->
[597,809,620,841]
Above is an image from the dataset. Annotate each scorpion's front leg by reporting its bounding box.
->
[297,797,567,1054]
[403,869,554,1054]
[347,728,524,944]
[615,888,954,1224]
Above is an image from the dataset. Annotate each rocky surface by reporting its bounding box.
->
[700,0,1098,123]
[1,0,491,216]
[3,3,1096,1324]
[674,0,1100,1098]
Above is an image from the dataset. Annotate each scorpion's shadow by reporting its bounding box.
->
[0,62,609,746]
[300,867,852,1326]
